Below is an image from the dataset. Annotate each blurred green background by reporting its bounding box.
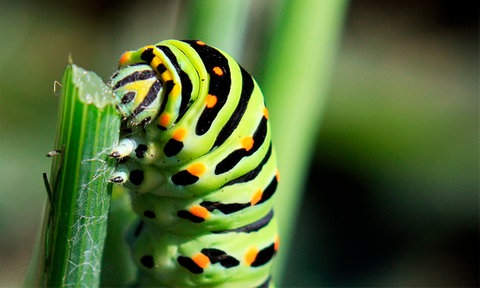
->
[0,0,477,287]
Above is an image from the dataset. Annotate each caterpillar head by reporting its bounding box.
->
[110,64,162,127]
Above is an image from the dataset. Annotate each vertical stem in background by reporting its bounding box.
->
[259,0,349,283]
[185,0,252,59]
[25,64,120,287]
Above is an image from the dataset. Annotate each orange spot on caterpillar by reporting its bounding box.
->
[196,40,206,46]
[275,170,280,181]
[250,190,263,205]
[263,107,269,119]
[119,52,131,66]
[212,66,224,76]
[190,205,209,219]
[192,253,210,268]
[172,128,187,141]
[205,94,217,108]
[241,137,254,151]
[274,236,280,251]
[187,163,206,177]
[159,113,171,127]
[244,248,258,266]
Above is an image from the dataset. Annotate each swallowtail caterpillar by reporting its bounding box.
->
[110,39,279,287]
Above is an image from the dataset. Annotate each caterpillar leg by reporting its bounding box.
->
[110,138,138,159]
[110,164,130,184]
[111,136,162,163]
[109,137,163,187]
[109,137,148,184]
[110,162,166,195]
[111,137,161,161]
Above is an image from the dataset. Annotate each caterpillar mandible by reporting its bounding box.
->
[109,39,279,287]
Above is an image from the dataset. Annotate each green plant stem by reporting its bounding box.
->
[185,0,252,59]
[26,64,120,287]
[258,0,349,283]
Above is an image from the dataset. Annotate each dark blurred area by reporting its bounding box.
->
[0,0,478,286]
[285,0,478,286]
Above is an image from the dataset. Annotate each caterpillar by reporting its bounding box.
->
[109,39,279,287]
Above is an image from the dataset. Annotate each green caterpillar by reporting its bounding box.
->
[109,39,279,287]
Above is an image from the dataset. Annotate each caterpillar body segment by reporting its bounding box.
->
[130,214,278,287]
[110,39,279,287]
